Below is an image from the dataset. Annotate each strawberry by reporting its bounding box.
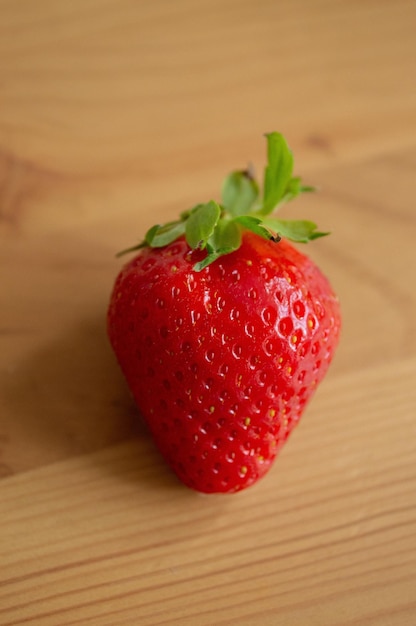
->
[108,132,341,493]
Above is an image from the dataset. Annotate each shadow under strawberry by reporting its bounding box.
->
[0,315,181,491]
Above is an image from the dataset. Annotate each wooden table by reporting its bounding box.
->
[1,1,415,624]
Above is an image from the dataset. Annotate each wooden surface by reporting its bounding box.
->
[1,0,416,624]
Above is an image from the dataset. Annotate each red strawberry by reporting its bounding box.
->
[108,133,341,493]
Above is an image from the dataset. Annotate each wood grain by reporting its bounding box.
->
[1,357,415,625]
[1,0,416,624]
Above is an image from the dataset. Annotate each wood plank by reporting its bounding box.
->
[0,356,415,625]
[1,0,416,623]
[1,0,415,178]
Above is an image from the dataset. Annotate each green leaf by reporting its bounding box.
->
[263,218,329,243]
[144,224,161,245]
[193,218,242,271]
[279,177,316,204]
[148,221,186,248]
[211,218,242,252]
[193,251,223,272]
[185,201,221,250]
[283,177,302,202]
[221,170,259,217]
[261,132,294,215]
[234,215,273,241]
[180,203,203,221]
[299,185,316,194]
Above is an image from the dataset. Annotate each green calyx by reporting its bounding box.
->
[117,132,328,271]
